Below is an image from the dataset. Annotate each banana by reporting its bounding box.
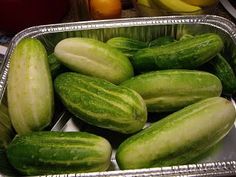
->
[182,0,218,7]
[136,0,156,7]
[152,0,201,12]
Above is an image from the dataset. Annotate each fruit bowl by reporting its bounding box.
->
[133,0,219,16]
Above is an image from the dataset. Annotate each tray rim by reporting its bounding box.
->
[1,15,236,177]
[1,15,236,101]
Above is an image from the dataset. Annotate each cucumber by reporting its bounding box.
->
[0,104,14,149]
[0,148,19,176]
[7,38,54,135]
[208,54,236,94]
[148,36,175,47]
[48,53,66,79]
[54,72,147,134]
[54,37,134,84]
[179,34,194,41]
[121,69,222,112]
[6,131,112,175]
[132,33,224,72]
[116,97,236,170]
[106,37,147,57]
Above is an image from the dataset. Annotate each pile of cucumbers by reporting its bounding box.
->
[4,32,236,175]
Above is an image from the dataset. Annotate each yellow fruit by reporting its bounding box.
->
[152,0,201,12]
[136,0,156,7]
[182,0,218,7]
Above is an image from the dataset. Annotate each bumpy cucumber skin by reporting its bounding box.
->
[116,97,236,170]
[209,54,236,94]
[48,53,66,79]
[121,69,222,112]
[106,37,147,57]
[7,38,54,135]
[133,33,224,72]
[54,37,134,84]
[148,36,175,47]
[7,131,112,175]
[54,72,147,134]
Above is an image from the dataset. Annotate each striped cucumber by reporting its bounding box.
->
[7,38,54,135]
[6,131,112,175]
[106,37,147,57]
[116,97,236,170]
[48,53,66,78]
[54,37,134,84]
[208,54,236,94]
[132,33,223,72]
[121,69,222,112]
[179,34,194,41]
[54,72,147,134]
[148,36,175,47]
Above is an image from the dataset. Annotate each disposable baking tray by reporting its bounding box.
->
[1,15,236,177]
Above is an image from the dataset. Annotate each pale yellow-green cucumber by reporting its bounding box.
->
[116,97,236,169]
[7,38,54,135]
[54,37,134,84]
[121,69,222,112]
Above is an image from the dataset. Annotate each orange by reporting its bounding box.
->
[89,0,122,20]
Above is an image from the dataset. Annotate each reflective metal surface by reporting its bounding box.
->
[1,15,236,176]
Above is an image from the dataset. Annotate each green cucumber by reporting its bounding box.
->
[116,97,236,170]
[121,69,222,112]
[0,148,19,176]
[106,37,147,57]
[0,104,14,149]
[132,33,224,72]
[7,131,112,175]
[148,36,175,47]
[48,53,66,78]
[54,72,147,134]
[54,37,134,84]
[7,38,54,135]
[179,34,194,41]
[208,54,236,94]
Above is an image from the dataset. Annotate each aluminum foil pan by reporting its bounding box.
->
[1,15,236,177]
